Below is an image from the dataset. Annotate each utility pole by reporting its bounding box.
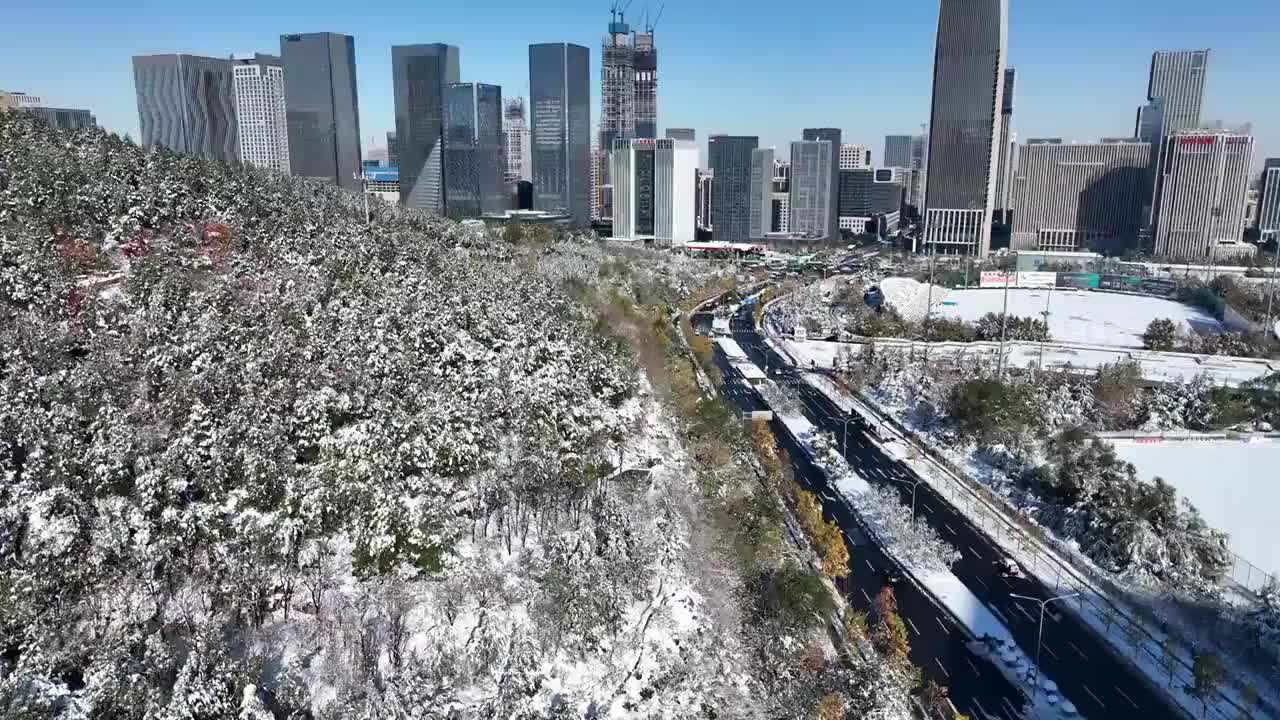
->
[998,266,1011,378]
[921,242,936,381]
[1038,282,1053,370]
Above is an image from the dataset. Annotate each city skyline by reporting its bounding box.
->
[5,0,1278,170]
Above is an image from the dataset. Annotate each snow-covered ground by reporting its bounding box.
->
[879,277,1223,348]
[778,337,1275,387]
[1111,439,1280,579]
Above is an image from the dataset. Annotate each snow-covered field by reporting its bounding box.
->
[1111,439,1280,578]
[879,277,1224,349]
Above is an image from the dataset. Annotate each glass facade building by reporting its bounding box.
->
[392,43,460,214]
[923,0,1008,256]
[132,54,239,164]
[23,106,96,131]
[280,32,362,191]
[529,43,591,225]
[444,82,505,217]
[789,140,836,240]
[708,135,758,242]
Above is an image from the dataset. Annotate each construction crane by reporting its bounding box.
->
[646,3,664,33]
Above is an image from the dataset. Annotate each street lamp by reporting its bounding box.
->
[887,475,925,523]
[1009,592,1080,698]
[352,172,371,225]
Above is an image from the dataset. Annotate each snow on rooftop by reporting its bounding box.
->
[1111,439,1280,577]
[715,337,749,362]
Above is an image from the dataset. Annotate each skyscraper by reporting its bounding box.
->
[1011,139,1152,252]
[601,11,635,151]
[503,98,531,183]
[444,82,504,218]
[392,43,461,213]
[1155,131,1254,259]
[665,128,695,141]
[803,128,842,239]
[1257,158,1280,240]
[387,131,400,167]
[923,0,1007,256]
[696,169,714,231]
[611,138,696,246]
[708,135,758,241]
[789,140,836,240]
[839,144,871,170]
[994,68,1016,223]
[231,53,290,174]
[749,148,775,239]
[280,33,362,190]
[1146,50,1209,136]
[884,135,914,168]
[633,30,658,139]
[529,43,591,224]
[132,54,238,164]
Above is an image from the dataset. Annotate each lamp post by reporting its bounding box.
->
[887,475,925,523]
[1009,592,1079,698]
[353,172,370,225]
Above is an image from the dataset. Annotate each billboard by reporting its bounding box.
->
[1017,271,1057,289]
[979,271,1016,288]
[1140,278,1179,297]
[1056,272,1100,289]
[1099,274,1142,291]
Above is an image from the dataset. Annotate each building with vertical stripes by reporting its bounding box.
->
[790,140,837,240]
[749,148,775,239]
[280,33,362,190]
[529,43,591,225]
[231,54,289,174]
[1154,131,1254,260]
[708,135,757,241]
[803,129,842,239]
[993,68,1016,223]
[1257,158,1280,240]
[132,54,238,165]
[1146,51,1208,136]
[444,82,504,218]
[696,169,713,231]
[1010,140,1151,252]
[502,98,530,183]
[19,105,97,131]
[922,0,1008,256]
[610,138,695,246]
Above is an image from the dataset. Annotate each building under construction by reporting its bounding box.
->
[597,3,660,219]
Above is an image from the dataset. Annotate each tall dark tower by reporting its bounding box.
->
[922,0,1008,256]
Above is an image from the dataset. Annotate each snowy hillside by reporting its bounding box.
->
[0,115,871,718]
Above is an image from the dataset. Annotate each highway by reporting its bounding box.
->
[722,302,1191,720]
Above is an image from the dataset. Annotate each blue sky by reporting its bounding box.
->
[4,0,1278,168]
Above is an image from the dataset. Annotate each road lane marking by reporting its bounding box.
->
[1115,687,1139,709]
[1082,684,1106,708]
[999,575,1012,588]
[1068,641,1088,660]
[970,699,992,720]
[935,616,950,634]
[1014,604,1036,623]
[922,503,934,513]
[944,523,956,535]
[1041,643,1059,661]
[964,656,980,676]
[989,605,1010,625]
[973,576,988,590]
[860,588,872,604]
[864,559,876,573]
[934,658,950,678]
[967,545,981,559]
[906,617,920,636]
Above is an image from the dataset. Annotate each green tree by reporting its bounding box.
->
[944,379,1036,447]
[1142,318,1177,351]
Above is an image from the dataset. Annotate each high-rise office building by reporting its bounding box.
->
[839,143,871,170]
[708,135,758,241]
[994,68,1016,223]
[696,169,713,231]
[590,143,607,220]
[280,33,362,190]
[789,140,836,240]
[1011,139,1152,252]
[444,82,504,218]
[132,54,238,164]
[502,98,531,183]
[1146,50,1209,137]
[839,169,901,234]
[1155,131,1254,259]
[387,131,400,167]
[922,0,1007,256]
[611,138,695,246]
[1257,159,1280,240]
[392,44,460,213]
[20,105,97,131]
[803,129,842,239]
[772,159,790,232]
[665,128,695,141]
[231,53,290,174]
[749,148,775,239]
[529,43,591,224]
[884,135,913,169]
[839,169,873,219]
[601,11,636,151]
[634,30,657,139]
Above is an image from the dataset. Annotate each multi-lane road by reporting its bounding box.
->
[715,301,1189,720]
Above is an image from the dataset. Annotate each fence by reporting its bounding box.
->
[842,380,1276,720]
